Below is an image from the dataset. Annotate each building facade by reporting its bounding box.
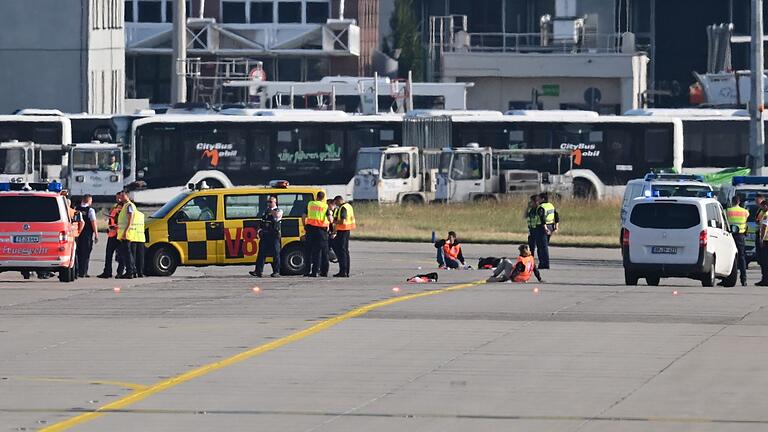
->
[125,0,380,105]
[0,0,125,114]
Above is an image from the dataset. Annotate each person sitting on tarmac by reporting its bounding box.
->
[486,245,543,283]
[435,231,465,269]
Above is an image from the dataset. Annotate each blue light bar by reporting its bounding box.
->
[47,181,62,192]
[0,183,10,192]
[732,176,768,186]
[644,172,704,182]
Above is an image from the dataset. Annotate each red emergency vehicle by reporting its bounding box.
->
[0,182,78,282]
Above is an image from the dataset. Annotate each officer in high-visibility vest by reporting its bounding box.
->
[331,195,355,278]
[726,195,749,286]
[525,194,539,257]
[302,191,331,277]
[116,190,140,279]
[533,192,557,269]
[755,194,768,285]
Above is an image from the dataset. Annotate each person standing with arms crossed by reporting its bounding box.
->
[250,195,283,278]
[331,195,355,278]
[725,195,749,286]
[302,191,330,277]
[75,195,98,278]
[755,195,768,285]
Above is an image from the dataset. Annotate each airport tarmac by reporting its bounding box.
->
[2,241,768,431]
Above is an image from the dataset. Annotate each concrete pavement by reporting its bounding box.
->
[2,241,768,431]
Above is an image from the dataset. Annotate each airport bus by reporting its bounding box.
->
[128,111,402,204]
[625,109,759,170]
[417,112,683,199]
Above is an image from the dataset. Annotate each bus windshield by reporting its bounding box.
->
[72,148,121,172]
[0,148,27,174]
[151,191,191,218]
[356,152,382,174]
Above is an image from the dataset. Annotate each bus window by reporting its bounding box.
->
[380,128,396,145]
[644,129,672,164]
[347,127,378,156]
[32,126,60,145]
[275,126,343,174]
[186,126,248,173]
[249,130,272,172]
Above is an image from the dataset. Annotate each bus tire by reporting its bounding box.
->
[281,243,307,276]
[574,178,596,199]
[402,195,424,205]
[148,245,179,277]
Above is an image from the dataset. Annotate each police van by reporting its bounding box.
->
[721,177,768,266]
[144,182,324,276]
[621,173,714,225]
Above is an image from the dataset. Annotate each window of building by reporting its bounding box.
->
[277,58,301,81]
[125,0,134,22]
[222,1,247,23]
[137,0,162,22]
[250,1,273,23]
[278,1,301,23]
[306,1,329,23]
[166,0,191,21]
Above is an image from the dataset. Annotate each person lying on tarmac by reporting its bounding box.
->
[435,231,465,269]
[486,245,543,283]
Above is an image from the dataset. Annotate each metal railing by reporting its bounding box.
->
[461,32,623,54]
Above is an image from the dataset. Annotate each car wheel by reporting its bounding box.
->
[701,260,716,287]
[721,256,738,287]
[624,268,638,286]
[646,276,660,286]
[281,243,307,276]
[149,245,178,277]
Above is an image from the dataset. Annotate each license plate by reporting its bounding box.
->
[652,246,677,254]
[12,235,40,244]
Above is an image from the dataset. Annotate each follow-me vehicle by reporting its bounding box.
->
[622,196,739,287]
[144,182,324,276]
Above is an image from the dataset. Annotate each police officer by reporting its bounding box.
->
[755,194,768,285]
[725,195,749,286]
[250,195,283,278]
[534,192,556,269]
[116,190,139,279]
[331,195,355,278]
[525,194,539,256]
[302,191,330,277]
[75,194,98,278]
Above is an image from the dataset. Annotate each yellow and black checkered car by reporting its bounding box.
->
[144,186,324,276]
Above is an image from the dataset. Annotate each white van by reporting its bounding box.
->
[622,197,738,287]
[621,173,714,225]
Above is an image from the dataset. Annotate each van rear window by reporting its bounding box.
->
[630,203,700,229]
[0,196,61,222]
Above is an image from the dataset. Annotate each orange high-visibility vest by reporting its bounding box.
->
[513,255,535,282]
[443,242,461,260]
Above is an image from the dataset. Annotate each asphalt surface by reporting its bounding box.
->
[2,241,768,431]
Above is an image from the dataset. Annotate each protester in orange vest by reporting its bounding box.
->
[331,195,355,277]
[486,245,543,283]
[435,231,465,269]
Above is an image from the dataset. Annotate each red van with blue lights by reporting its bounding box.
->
[0,182,78,282]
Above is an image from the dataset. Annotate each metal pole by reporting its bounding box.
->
[331,85,336,111]
[750,0,765,174]
[374,72,379,113]
[407,70,414,112]
[171,0,187,104]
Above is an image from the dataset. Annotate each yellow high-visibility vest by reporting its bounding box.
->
[305,200,329,228]
[538,202,556,225]
[726,205,749,234]
[334,203,356,231]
